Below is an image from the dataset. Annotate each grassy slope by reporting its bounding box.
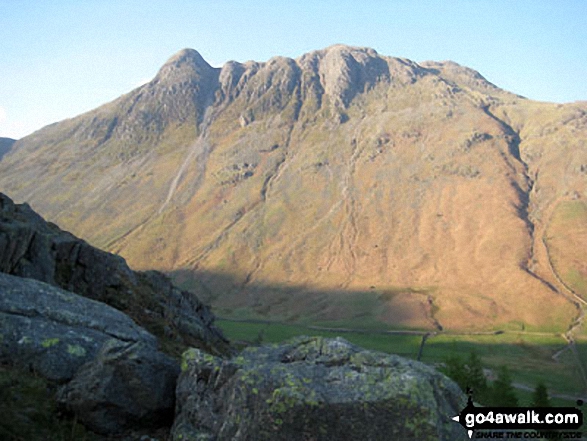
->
[0,363,100,441]
[546,200,587,300]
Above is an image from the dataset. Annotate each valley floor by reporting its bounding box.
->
[217,316,587,406]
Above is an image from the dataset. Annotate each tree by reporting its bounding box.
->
[443,352,489,404]
[489,365,519,407]
[531,382,551,408]
[444,355,467,391]
[465,352,489,403]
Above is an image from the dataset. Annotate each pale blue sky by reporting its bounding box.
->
[1,0,586,139]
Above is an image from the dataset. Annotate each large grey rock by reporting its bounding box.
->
[58,339,180,435]
[0,272,155,382]
[172,336,468,441]
[0,192,229,354]
[0,272,180,434]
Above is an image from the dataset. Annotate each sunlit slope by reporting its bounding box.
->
[546,201,587,300]
[491,100,587,305]
[0,45,583,331]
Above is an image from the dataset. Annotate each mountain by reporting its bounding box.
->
[1,45,585,332]
[0,137,16,160]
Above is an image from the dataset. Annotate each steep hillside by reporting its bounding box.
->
[0,45,584,331]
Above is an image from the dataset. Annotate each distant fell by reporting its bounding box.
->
[0,137,16,160]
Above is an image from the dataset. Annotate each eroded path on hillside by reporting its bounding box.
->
[159,106,215,214]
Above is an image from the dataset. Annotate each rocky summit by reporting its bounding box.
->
[0,45,585,332]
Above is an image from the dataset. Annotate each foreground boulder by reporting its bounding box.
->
[0,192,229,354]
[0,272,179,434]
[173,336,467,441]
[58,339,179,434]
[0,272,156,382]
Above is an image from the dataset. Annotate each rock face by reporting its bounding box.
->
[172,336,467,441]
[0,191,233,435]
[0,192,229,354]
[0,272,179,434]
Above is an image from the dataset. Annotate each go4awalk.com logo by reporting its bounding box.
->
[452,395,584,439]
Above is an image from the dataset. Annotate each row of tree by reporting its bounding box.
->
[443,352,551,407]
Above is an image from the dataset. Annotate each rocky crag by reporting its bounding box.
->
[0,46,585,331]
[0,272,179,435]
[0,192,467,439]
[0,191,228,437]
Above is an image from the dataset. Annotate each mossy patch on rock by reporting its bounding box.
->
[66,344,87,357]
[41,337,60,348]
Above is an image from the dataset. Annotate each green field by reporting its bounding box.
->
[217,319,586,406]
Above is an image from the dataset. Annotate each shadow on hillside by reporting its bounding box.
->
[167,268,441,331]
[166,268,587,400]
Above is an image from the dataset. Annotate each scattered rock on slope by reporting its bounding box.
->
[172,336,467,441]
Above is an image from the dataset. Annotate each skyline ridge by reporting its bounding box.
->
[2,0,586,139]
[9,44,519,141]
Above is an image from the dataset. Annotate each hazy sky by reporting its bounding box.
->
[1,0,586,139]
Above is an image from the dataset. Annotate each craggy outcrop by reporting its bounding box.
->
[172,336,468,441]
[0,192,229,355]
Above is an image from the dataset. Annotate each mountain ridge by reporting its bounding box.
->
[1,45,585,332]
